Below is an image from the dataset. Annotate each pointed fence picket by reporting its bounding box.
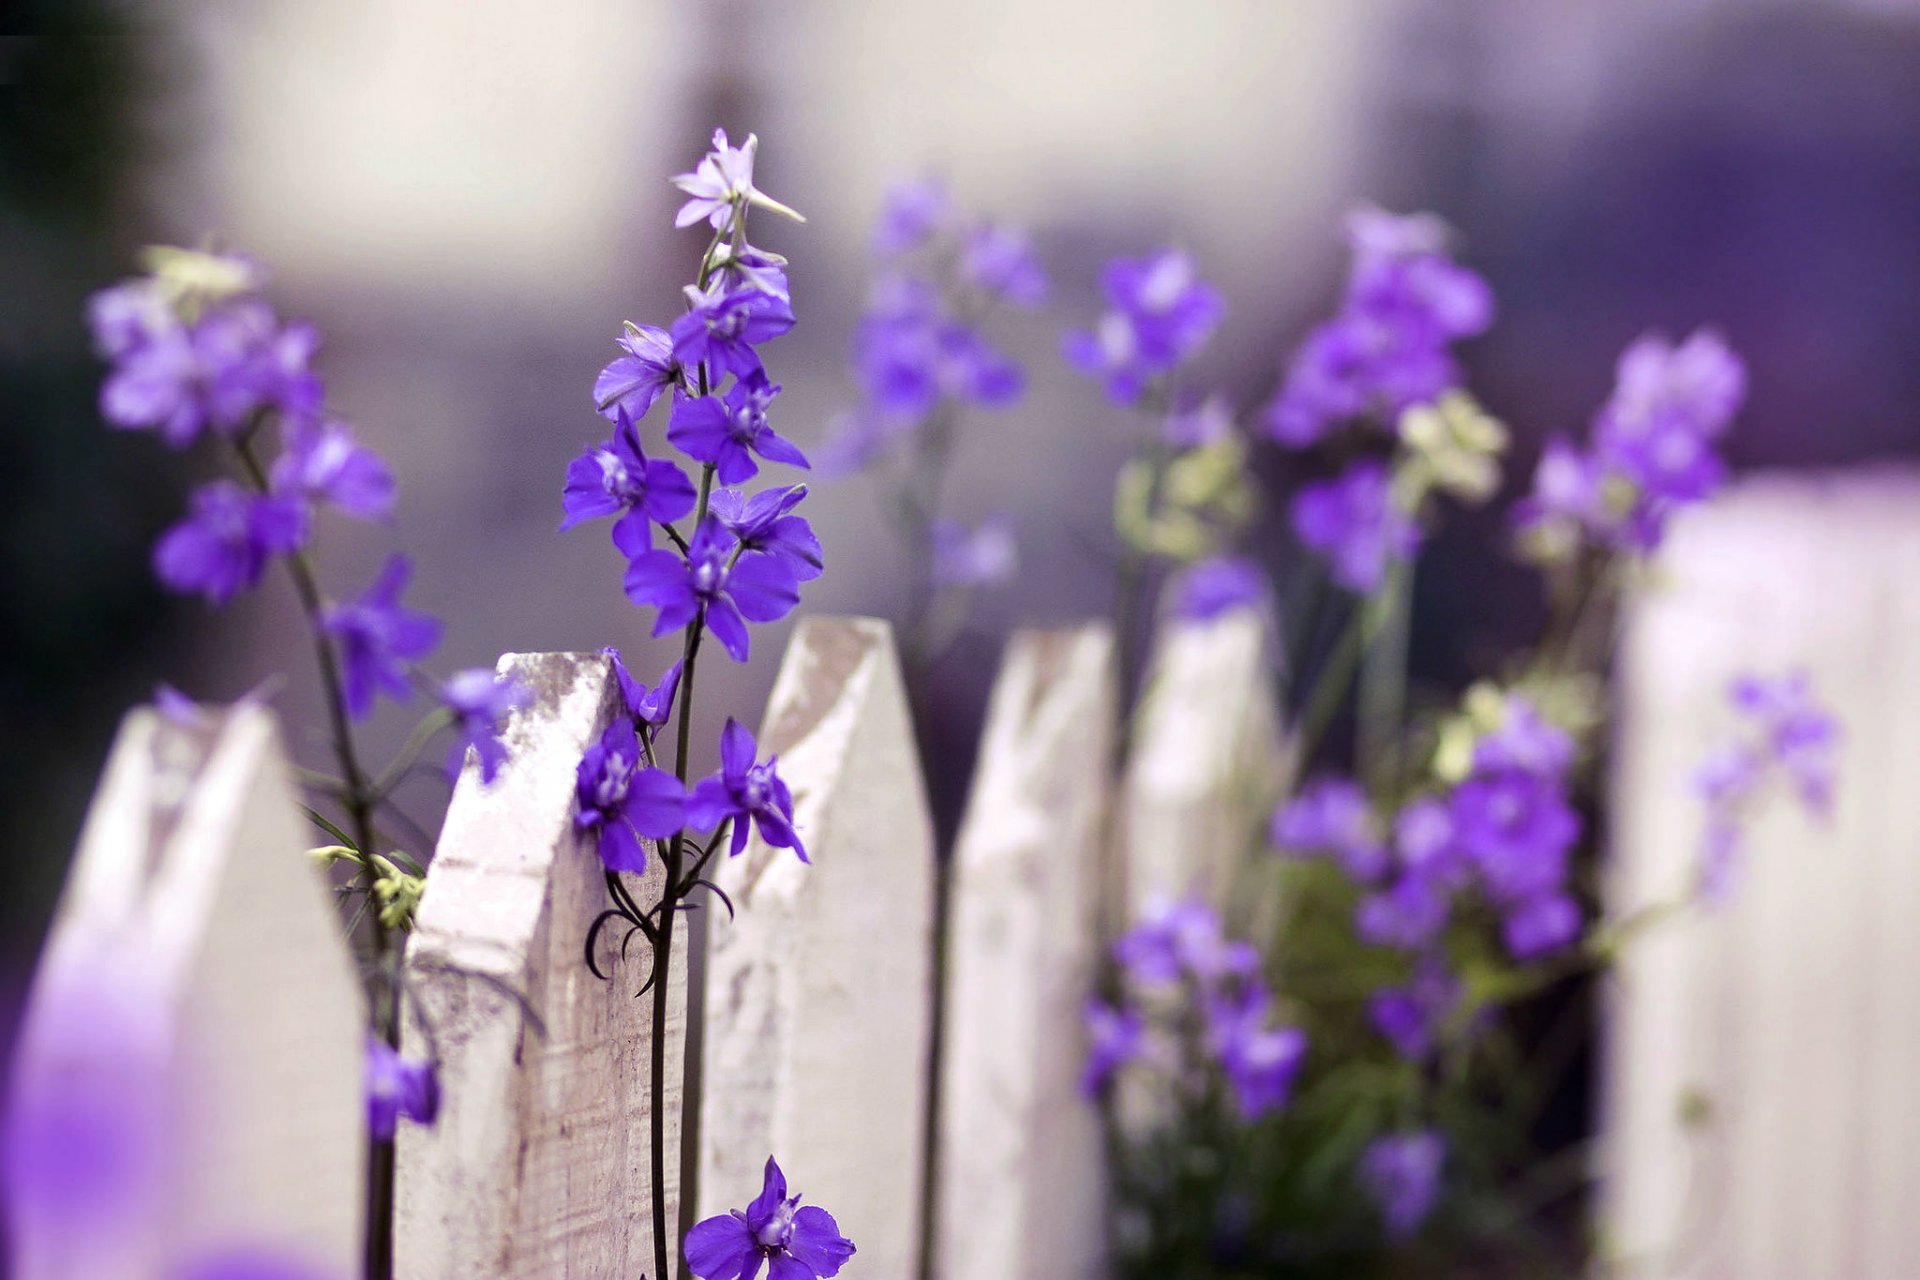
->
[695,616,936,1279]
[395,650,686,1277]
[934,625,1116,1280]
[1119,608,1287,920]
[1602,472,1920,1280]
[7,701,363,1280]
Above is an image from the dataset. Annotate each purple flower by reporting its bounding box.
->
[594,324,680,422]
[172,1251,340,1280]
[928,516,1017,589]
[711,485,824,583]
[871,177,952,259]
[1271,777,1390,884]
[813,407,912,475]
[671,128,803,231]
[1450,769,1579,905]
[97,297,320,447]
[1114,900,1255,987]
[961,223,1048,306]
[1063,248,1223,404]
[574,718,686,873]
[1473,696,1576,779]
[440,669,528,783]
[365,1036,438,1140]
[1512,436,1607,537]
[1393,797,1466,884]
[1598,329,1746,446]
[1206,988,1307,1119]
[1080,1000,1146,1097]
[87,278,174,358]
[604,648,683,729]
[623,516,800,663]
[686,718,806,860]
[854,305,1023,419]
[1355,874,1451,950]
[1368,959,1461,1061]
[1163,390,1236,448]
[563,408,699,554]
[154,481,309,605]
[320,555,444,719]
[1170,556,1266,623]
[1501,892,1582,960]
[1291,461,1420,593]
[271,418,395,521]
[1360,1130,1445,1239]
[670,279,797,381]
[668,375,810,485]
[684,1156,855,1280]
[713,243,793,304]
[1730,670,1840,812]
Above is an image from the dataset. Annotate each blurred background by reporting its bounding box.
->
[5,0,1920,1066]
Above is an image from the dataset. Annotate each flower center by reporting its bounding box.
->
[596,749,635,808]
[596,449,632,498]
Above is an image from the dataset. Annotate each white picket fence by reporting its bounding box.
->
[11,471,1920,1278]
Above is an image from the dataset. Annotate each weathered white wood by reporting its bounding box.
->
[935,625,1115,1280]
[1602,471,1920,1280]
[8,702,363,1279]
[698,617,934,1278]
[396,650,685,1277]
[1121,607,1286,919]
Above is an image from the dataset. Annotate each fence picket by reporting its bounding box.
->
[696,617,934,1279]
[8,702,363,1279]
[934,625,1116,1280]
[395,650,685,1277]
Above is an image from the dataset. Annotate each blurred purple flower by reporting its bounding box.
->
[364,1036,438,1141]
[623,516,800,663]
[1206,988,1308,1119]
[1271,776,1390,883]
[1080,1000,1146,1098]
[154,481,309,605]
[440,668,528,783]
[1063,247,1223,404]
[668,374,810,485]
[928,516,1017,589]
[871,176,951,259]
[562,407,699,555]
[686,718,806,861]
[573,717,685,873]
[321,555,443,719]
[1169,556,1266,623]
[1355,873,1451,950]
[1450,769,1579,906]
[1162,390,1236,448]
[961,223,1048,307]
[1360,1130,1445,1239]
[1114,899,1257,988]
[1473,695,1576,778]
[1501,892,1582,960]
[1368,959,1461,1061]
[1291,461,1420,594]
[271,418,395,522]
[684,1156,855,1280]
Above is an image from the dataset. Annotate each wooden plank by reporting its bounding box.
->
[8,702,363,1278]
[696,617,935,1279]
[1120,608,1285,919]
[1601,471,1920,1279]
[395,650,685,1277]
[935,625,1116,1280]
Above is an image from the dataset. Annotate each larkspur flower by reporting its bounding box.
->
[1368,958,1461,1061]
[270,418,395,521]
[928,516,1017,589]
[604,648,683,730]
[686,718,805,861]
[562,407,699,554]
[153,481,309,605]
[1169,556,1266,623]
[623,516,800,664]
[1450,769,1579,905]
[364,1036,438,1141]
[711,486,825,583]
[439,668,528,783]
[1729,670,1840,812]
[1355,873,1451,950]
[1360,1130,1445,1239]
[683,1156,854,1280]
[1271,777,1390,883]
[1206,988,1308,1119]
[668,374,810,485]
[1113,899,1255,987]
[1501,891,1582,960]
[960,222,1049,307]
[1393,796,1467,884]
[320,555,444,719]
[1291,460,1421,593]
[1063,247,1223,404]
[1472,695,1577,778]
[573,718,685,873]
[812,406,911,475]
[871,176,951,259]
[670,279,798,382]
[853,304,1023,419]
[713,243,793,302]
[594,324,679,422]
[1080,1000,1147,1097]
[671,128,804,231]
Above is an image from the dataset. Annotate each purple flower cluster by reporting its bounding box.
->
[1515,329,1747,554]
[1359,1130,1446,1239]
[1263,206,1493,448]
[1291,459,1421,593]
[1694,670,1840,899]
[1085,901,1307,1121]
[684,1156,855,1280]
[1063,247,1223,405]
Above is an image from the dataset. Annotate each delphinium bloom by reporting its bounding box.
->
[711,485,824,583]
[623,516,801,664]
[153,481,309,604]
[1271,776,1391,883]
[668,373,810,484]
[1168,555,1266,623]
[1291,460,1421,594]
[1693,670,1840,899]
[320,555,444,719]
[684,1156,855,1280]
[364,1036,439,1141]
[671,128,805,230]
[270,418,395,521]
[605,648,682,731]
[928,516,1017,590]
[1080,1000,1147,1096]
[1359,1130,1446,1239]
[438,668,529,783]
[1515,329,1747,558]
[1263,206,1492,447]
[573,718,686,873]
[1368,958,1462,1062]
[1062,247,1223,405]
[686,718,806,860]
[671,278,798,381]
[562,408,699,554]
[594,324,679,422]
[1206,986,1309,1118]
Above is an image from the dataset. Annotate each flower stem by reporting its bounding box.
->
[1357,559,1414,795]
